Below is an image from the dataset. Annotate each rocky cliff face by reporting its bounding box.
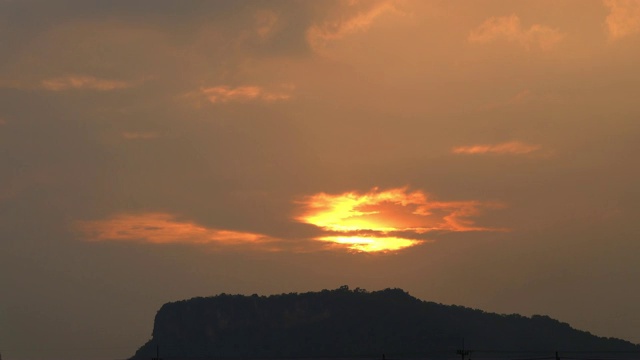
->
[132,286,639,359]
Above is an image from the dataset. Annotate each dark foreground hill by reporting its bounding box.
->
[131,286,639,359]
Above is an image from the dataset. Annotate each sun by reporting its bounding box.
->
[296,187,430,252]
[318,236,424,253]
[296,187,503,253]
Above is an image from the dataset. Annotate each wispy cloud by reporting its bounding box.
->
[468,14,565,51]
[307,0,402,50]
[121,132,160,140]
[604,0,640,40]
[202,86,290,103]
[75,213,279,250]
[186,84,294,106]
[40,75,135,91]
[452,141,541,155]
[296,187,505,253]
[254,9,279,39]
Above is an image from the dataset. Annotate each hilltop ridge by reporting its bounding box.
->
[131,286,639,359]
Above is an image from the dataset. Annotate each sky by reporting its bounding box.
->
[1,0,640,359]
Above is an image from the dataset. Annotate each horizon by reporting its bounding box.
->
[2,1,640,360]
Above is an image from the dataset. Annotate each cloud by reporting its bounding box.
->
[604,0,640,40]
[307,0,401,50]
[317,236,424,253]
[296,187,505,253]
[186,84,294,106]
[452,141,541,155]
[75,213,279,250]
[40,75,135,91]
[468,14,565,51]
[254,9,279,39]
[121,132,160,140]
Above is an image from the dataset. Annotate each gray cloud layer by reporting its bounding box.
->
[2,1,640,359]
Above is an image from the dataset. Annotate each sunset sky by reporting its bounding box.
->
[2,1,640,359]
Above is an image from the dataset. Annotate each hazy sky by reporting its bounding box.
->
[2,1,640,359]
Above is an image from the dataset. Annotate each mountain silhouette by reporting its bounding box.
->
[131,286,639,359]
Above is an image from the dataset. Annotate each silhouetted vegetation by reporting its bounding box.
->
[131,286,639,359]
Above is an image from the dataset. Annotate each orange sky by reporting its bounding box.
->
[1,1,640,359]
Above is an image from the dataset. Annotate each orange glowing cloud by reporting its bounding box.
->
[307,0,400,49]
[468,14,564,51]
[296,187,504,253]
[197,84,293,104]
[452,141,541,155]
[604,0,640,40]
[76,213,277,249]
[41,75,134,91]
[317,236,424,253]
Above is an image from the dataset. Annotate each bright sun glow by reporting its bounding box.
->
[318,236,423,253]
[297,188,430,233]
[297,187,503,253]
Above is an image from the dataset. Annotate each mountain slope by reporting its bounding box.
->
[131,286,639,359]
